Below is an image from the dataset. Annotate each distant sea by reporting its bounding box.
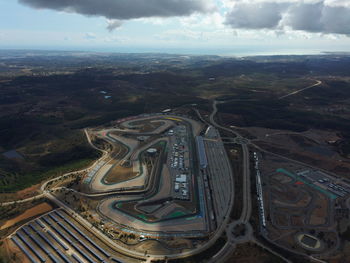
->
[0,45,348,57]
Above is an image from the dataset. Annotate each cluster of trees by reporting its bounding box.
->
[39,145,99,167]
[218,99,350,134]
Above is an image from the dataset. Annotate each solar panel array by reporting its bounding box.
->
[11,236,37,263]
[10,209,125,263]
[16,231,46,262]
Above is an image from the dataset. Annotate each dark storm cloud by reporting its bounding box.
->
[225,2,287,29]
[321,6,350,35]
[18,0,214,20]
[286,2,325,32]
[225,1,350,35]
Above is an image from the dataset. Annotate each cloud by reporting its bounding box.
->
[18,0,215,20]
[107,19,123,32]
[225,2,288,29]
[225,0,350,35]
[284,2,324,32]
[84,32,97,40]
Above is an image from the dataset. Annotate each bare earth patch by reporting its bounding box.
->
[2,238,30,263]
[104,165,138,184]
[0,202,53,230]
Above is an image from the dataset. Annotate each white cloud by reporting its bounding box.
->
[107,20,123,32]
[84,32,97,40]
[137,17,172,26]
[179,12,225,29]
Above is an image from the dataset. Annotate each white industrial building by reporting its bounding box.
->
[176,174,187,183]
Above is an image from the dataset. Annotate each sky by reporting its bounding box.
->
[1,0,350,55]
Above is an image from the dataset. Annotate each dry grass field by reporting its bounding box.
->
[0,202,53,230]
[104,165,138,184]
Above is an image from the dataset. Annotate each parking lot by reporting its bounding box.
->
[296,169,350,198]
[203,128,233,227]
[168,125,191,200]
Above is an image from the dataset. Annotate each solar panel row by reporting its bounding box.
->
[29,234,50,255]
[64,216,111,258]
[16,232,46,262]
[72,253,84,263]
[22,226,31,236]
[12,210,125,263]
[57,221,103,262]
[51,224,73,245]
[11,236,37,263]
[48,213,59,223]
[56,249,71,263]
[41,216,51,226]
[47,230,69,250]
[29,223,39,233]
[71,242,96,263]
[48,253,60,263]
[55,210,65,219]
[35,219,45,228]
